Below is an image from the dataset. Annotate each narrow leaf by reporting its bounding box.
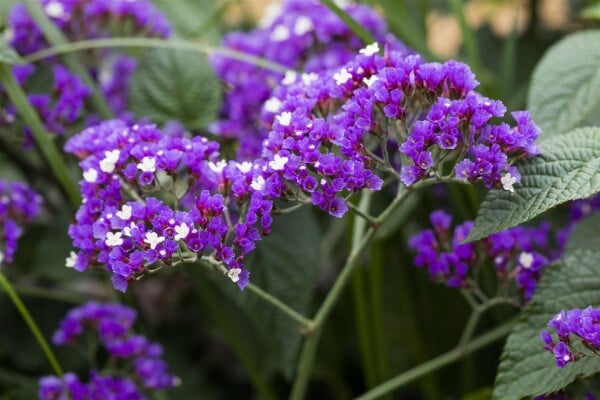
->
[0,41,24,65]
[129,48,222,130]
[468,127,600,241]
[528,30,600,137]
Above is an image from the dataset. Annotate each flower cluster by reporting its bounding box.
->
[65,120,274,291]
[0,180,42,267]
[541,307,600,368]
[211,0,407,159]
[409,210,552,300]
[39,301,179,399]
[259,46,540,218]
[3,0,172,136]
[8,0,171,56]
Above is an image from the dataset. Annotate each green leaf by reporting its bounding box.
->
[151,0,222,41]
[204,207,321,379]
[493,249,600,399]
[0,40,24,65]
[565,211,600,255]
[528,30,600,137]
[467,127,600,241]
[129,48,222,130]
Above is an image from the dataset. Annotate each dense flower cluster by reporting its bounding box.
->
[409,210,552,300]
[3,0,172,136]
[212,0,407,159]
[259,46,540,218]
[65,120,274,291]
[8,0,171,56]
[0,180,42,267]
[541,307,600,368]
[39,301,178,399]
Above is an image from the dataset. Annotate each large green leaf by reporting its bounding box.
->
[493,248,600,399]
[202,207,322,379]
[467,127,600,241]
[565,211,600,255]
[129,48,222,130]
[527,30,600,137]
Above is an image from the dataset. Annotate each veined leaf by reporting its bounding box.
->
[129,47,222,130]
[468,127,600,241]
[493,248,600,399]
[528,30,600,137]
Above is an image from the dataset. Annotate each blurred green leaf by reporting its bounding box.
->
[207,207,322,379]
[582,3,600,20]
[493,248,600,398]
[468,127,600,241]
[129,48,222,130]
[565,211,600,254]
[528,30,600,137]
[151,0,222,40]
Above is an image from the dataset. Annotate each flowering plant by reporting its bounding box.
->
[0,0,599,399]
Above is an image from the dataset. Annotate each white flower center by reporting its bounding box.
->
[333,68,352,86]
[144,231,165,249]
[269,154,289,171]
[116,204,132,220]
[65,251,77,268]
[137,157,156,173]
[518,252,534,269]
[501,172,517,193]
[174,223,190,241]
[105,231,124,247]
[227,268,242,283]
[83,168,98,183]
[359,42,380,56]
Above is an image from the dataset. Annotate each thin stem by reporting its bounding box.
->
[24,37,288,74]
[347,200,378,225]
[198,256,314,330]
[354,318,517,400]
[0,272,63,376]
[319,0,377,46]
[22,0,113,119]
[13,284,88,304]
[458,309,480,348]
[0,64,80,206]
[246,283,314,331]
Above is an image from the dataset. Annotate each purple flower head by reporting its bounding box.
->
[409,210,554,301]
[45,301,179,397]
[66,120,275,291]
[0,180,42,268]
[212,0,409,160]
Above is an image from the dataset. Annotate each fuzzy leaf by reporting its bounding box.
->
[468,127,600,241]
[493,248,600,399]
[528,30,600,137]
[129,48,221,129]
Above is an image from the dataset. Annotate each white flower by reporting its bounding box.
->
[236,162,253,173]
[518,252,534,269]
[65,251,77,268]
[363,75,379,88]
[501,172,518,193]
[333,68,352,85]
[276,112,292,127]
[99,150,120,173]
[174,223,190,241]
[269,154,289,171]
[105,231,124,247]
[123,222,136,237]
[83,168,98,183]
[270,25,290,42]
[294,16,313,35]
[359,42,380,56]
[281,70,297,85]
[116,204,132,220]
[44,1,66,18]
[136,156,156,173]
[251,176,266,191]
[264,97,281,113]
[209,159,227,174]
[227,268,243,283]
[301,72,318,85]
[144,231,165,249]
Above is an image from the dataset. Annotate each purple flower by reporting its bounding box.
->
[0,180,42,268]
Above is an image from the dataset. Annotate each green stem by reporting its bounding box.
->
[22,0,113,119]
[354,318,517,400]
[246,283,314,330]
[0,64,80,206]
[24,37,288,74]
[0,272,63,377]
[369,242,389,388]
[319,0,377,46]
[13,284,88,304]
